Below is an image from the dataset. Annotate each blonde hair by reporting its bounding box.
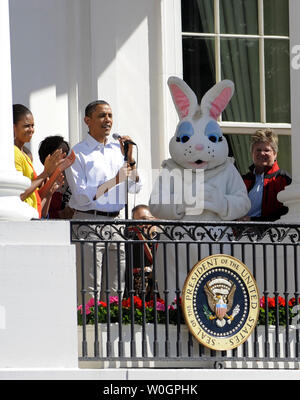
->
[250,128,278,154]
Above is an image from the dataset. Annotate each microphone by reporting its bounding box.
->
[112,133,136,146]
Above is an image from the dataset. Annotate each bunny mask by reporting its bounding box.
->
[168,77,234,171]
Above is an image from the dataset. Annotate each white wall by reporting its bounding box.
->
[10,0,70,173]
[277,0,300,221]
[0,221,78,368]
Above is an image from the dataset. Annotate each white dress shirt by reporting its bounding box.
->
[65,134,142,212]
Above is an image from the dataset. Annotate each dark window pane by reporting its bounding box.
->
[277,135,291,175]
[183,37,215,101]
[264,0,289,36]
[220,0,258,35]
[221,38,260,122]
[265,39,290,123]
[225,134,252,175]
[182,0,214,33]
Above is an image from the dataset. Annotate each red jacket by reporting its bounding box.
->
[243,161,291,221]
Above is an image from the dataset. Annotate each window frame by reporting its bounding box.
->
[181,0,291,136]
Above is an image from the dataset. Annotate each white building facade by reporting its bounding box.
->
[0,0,300,379]
[7,0,183,210]
[3,0,300,214]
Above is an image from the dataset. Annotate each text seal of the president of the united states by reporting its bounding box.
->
[182,254,260,351]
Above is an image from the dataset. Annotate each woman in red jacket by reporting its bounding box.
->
[242,129,291,221]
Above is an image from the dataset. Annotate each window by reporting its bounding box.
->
[182,0,291,174]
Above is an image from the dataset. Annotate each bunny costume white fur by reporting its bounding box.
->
[149,77,250,297]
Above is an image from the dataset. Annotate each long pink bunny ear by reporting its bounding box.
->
[200,80,235,120]
[168,76,198,120]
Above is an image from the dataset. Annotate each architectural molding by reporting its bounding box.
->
[278,0,300,221]
[0,0,37,221]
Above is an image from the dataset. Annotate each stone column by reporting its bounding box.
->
[277,0,300,222]
[0,0,37,220]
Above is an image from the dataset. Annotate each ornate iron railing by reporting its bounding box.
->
[71,219,300,369]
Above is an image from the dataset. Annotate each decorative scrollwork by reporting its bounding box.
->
[70,220,300,245]
[71,221,128,241]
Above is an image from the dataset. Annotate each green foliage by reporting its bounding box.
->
[258,296,299,326]
[78,295,299,326]
[77,296,183,326]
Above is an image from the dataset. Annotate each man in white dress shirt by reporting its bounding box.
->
[66,100,141,302]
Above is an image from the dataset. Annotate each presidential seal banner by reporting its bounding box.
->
[182,254,260,351]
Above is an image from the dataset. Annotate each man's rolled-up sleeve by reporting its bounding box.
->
[65,156,98,208]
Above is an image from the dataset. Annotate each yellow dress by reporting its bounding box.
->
[14,145,41,217]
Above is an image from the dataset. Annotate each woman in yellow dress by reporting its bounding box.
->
[13,104,65,218]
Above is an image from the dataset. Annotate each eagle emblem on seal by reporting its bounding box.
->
[204,276,240,327]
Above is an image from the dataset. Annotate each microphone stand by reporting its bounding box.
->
[123,142,129,220]
[123,142,130,298]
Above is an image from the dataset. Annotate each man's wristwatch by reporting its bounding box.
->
[129,160,136,167]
